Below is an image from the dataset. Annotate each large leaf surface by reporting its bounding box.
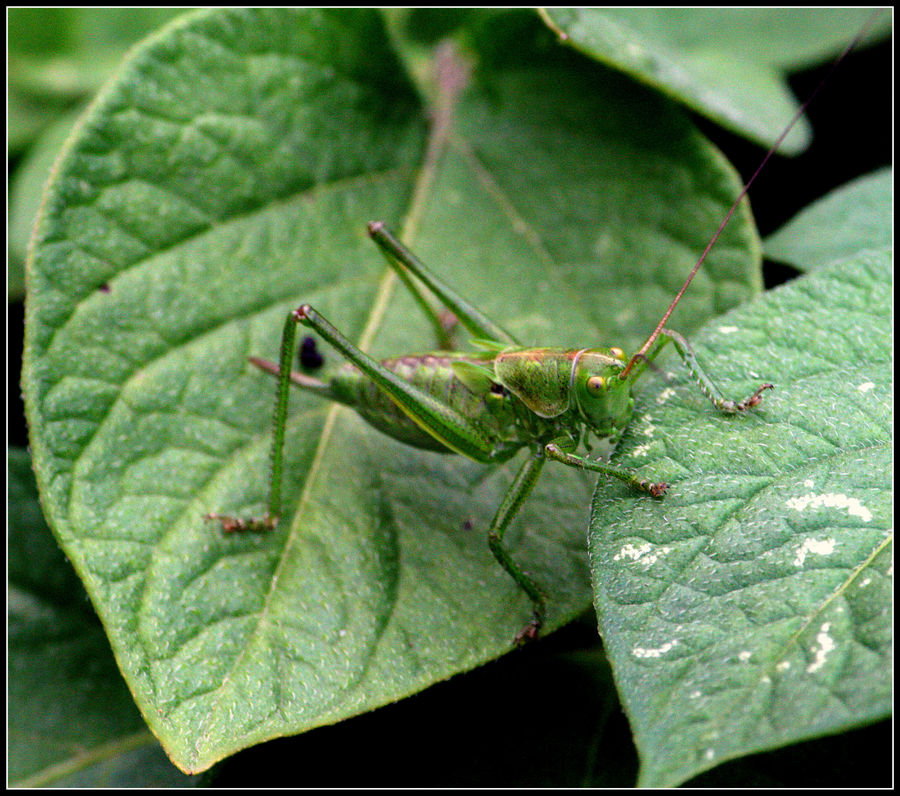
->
[23,9,762,772]
[539,8,891,152]
[590,248,892,786]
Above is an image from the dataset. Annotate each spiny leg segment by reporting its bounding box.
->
[544,435,668,498]
[487,452,547,644]
[367,221,519,347]
[622,328,773,414]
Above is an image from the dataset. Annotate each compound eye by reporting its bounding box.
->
[609,347,625,361]
[586,376,606,396]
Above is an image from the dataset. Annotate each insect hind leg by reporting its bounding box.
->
[367,222,519,348]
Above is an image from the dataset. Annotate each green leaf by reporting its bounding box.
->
[9,447,87,603]
[8,8,192,152]
[23,8,763,772]
[590,249,891,786]
[764,168,892,271]
[8,88,73,155]
[8,449,195,787]
[539,8,891,152]
[206,626,642,786]
[9,108,85,300]
[8,8,194,89]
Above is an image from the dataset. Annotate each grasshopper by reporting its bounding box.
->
[206,19,878,644]
[206,216,773,643]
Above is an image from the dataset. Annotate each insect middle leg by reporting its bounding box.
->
[544,436,668,497]
[486,451,548,644]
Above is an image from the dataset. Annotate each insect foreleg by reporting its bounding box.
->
[486,450,547,644]
[660,329,773,413]
[623,330,772,415]
[368,222,519,346]
[544,436,668,498]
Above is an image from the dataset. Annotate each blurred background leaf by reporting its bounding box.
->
[8,449,197,787]
[539,8,890,153]
[764,167,891,270]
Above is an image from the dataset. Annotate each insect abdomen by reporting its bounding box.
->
[329,353,523,458]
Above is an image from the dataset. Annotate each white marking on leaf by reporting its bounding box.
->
[718,325,739,334]
[786,492,873,523]
[632,639,678,658]
[630,442,651,458]
[615,542,652,562]
[792,537,836,567]
[656,387,676,405]
[614,542,670,566]
[806,622,836,673]
[857,381,875,393]
[639,414,656,436]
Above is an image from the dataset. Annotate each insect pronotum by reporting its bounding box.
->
[207,16,882,644]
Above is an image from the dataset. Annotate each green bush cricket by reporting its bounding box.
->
[206,19,879,645]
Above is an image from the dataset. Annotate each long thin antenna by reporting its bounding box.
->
[619,10,884,380]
